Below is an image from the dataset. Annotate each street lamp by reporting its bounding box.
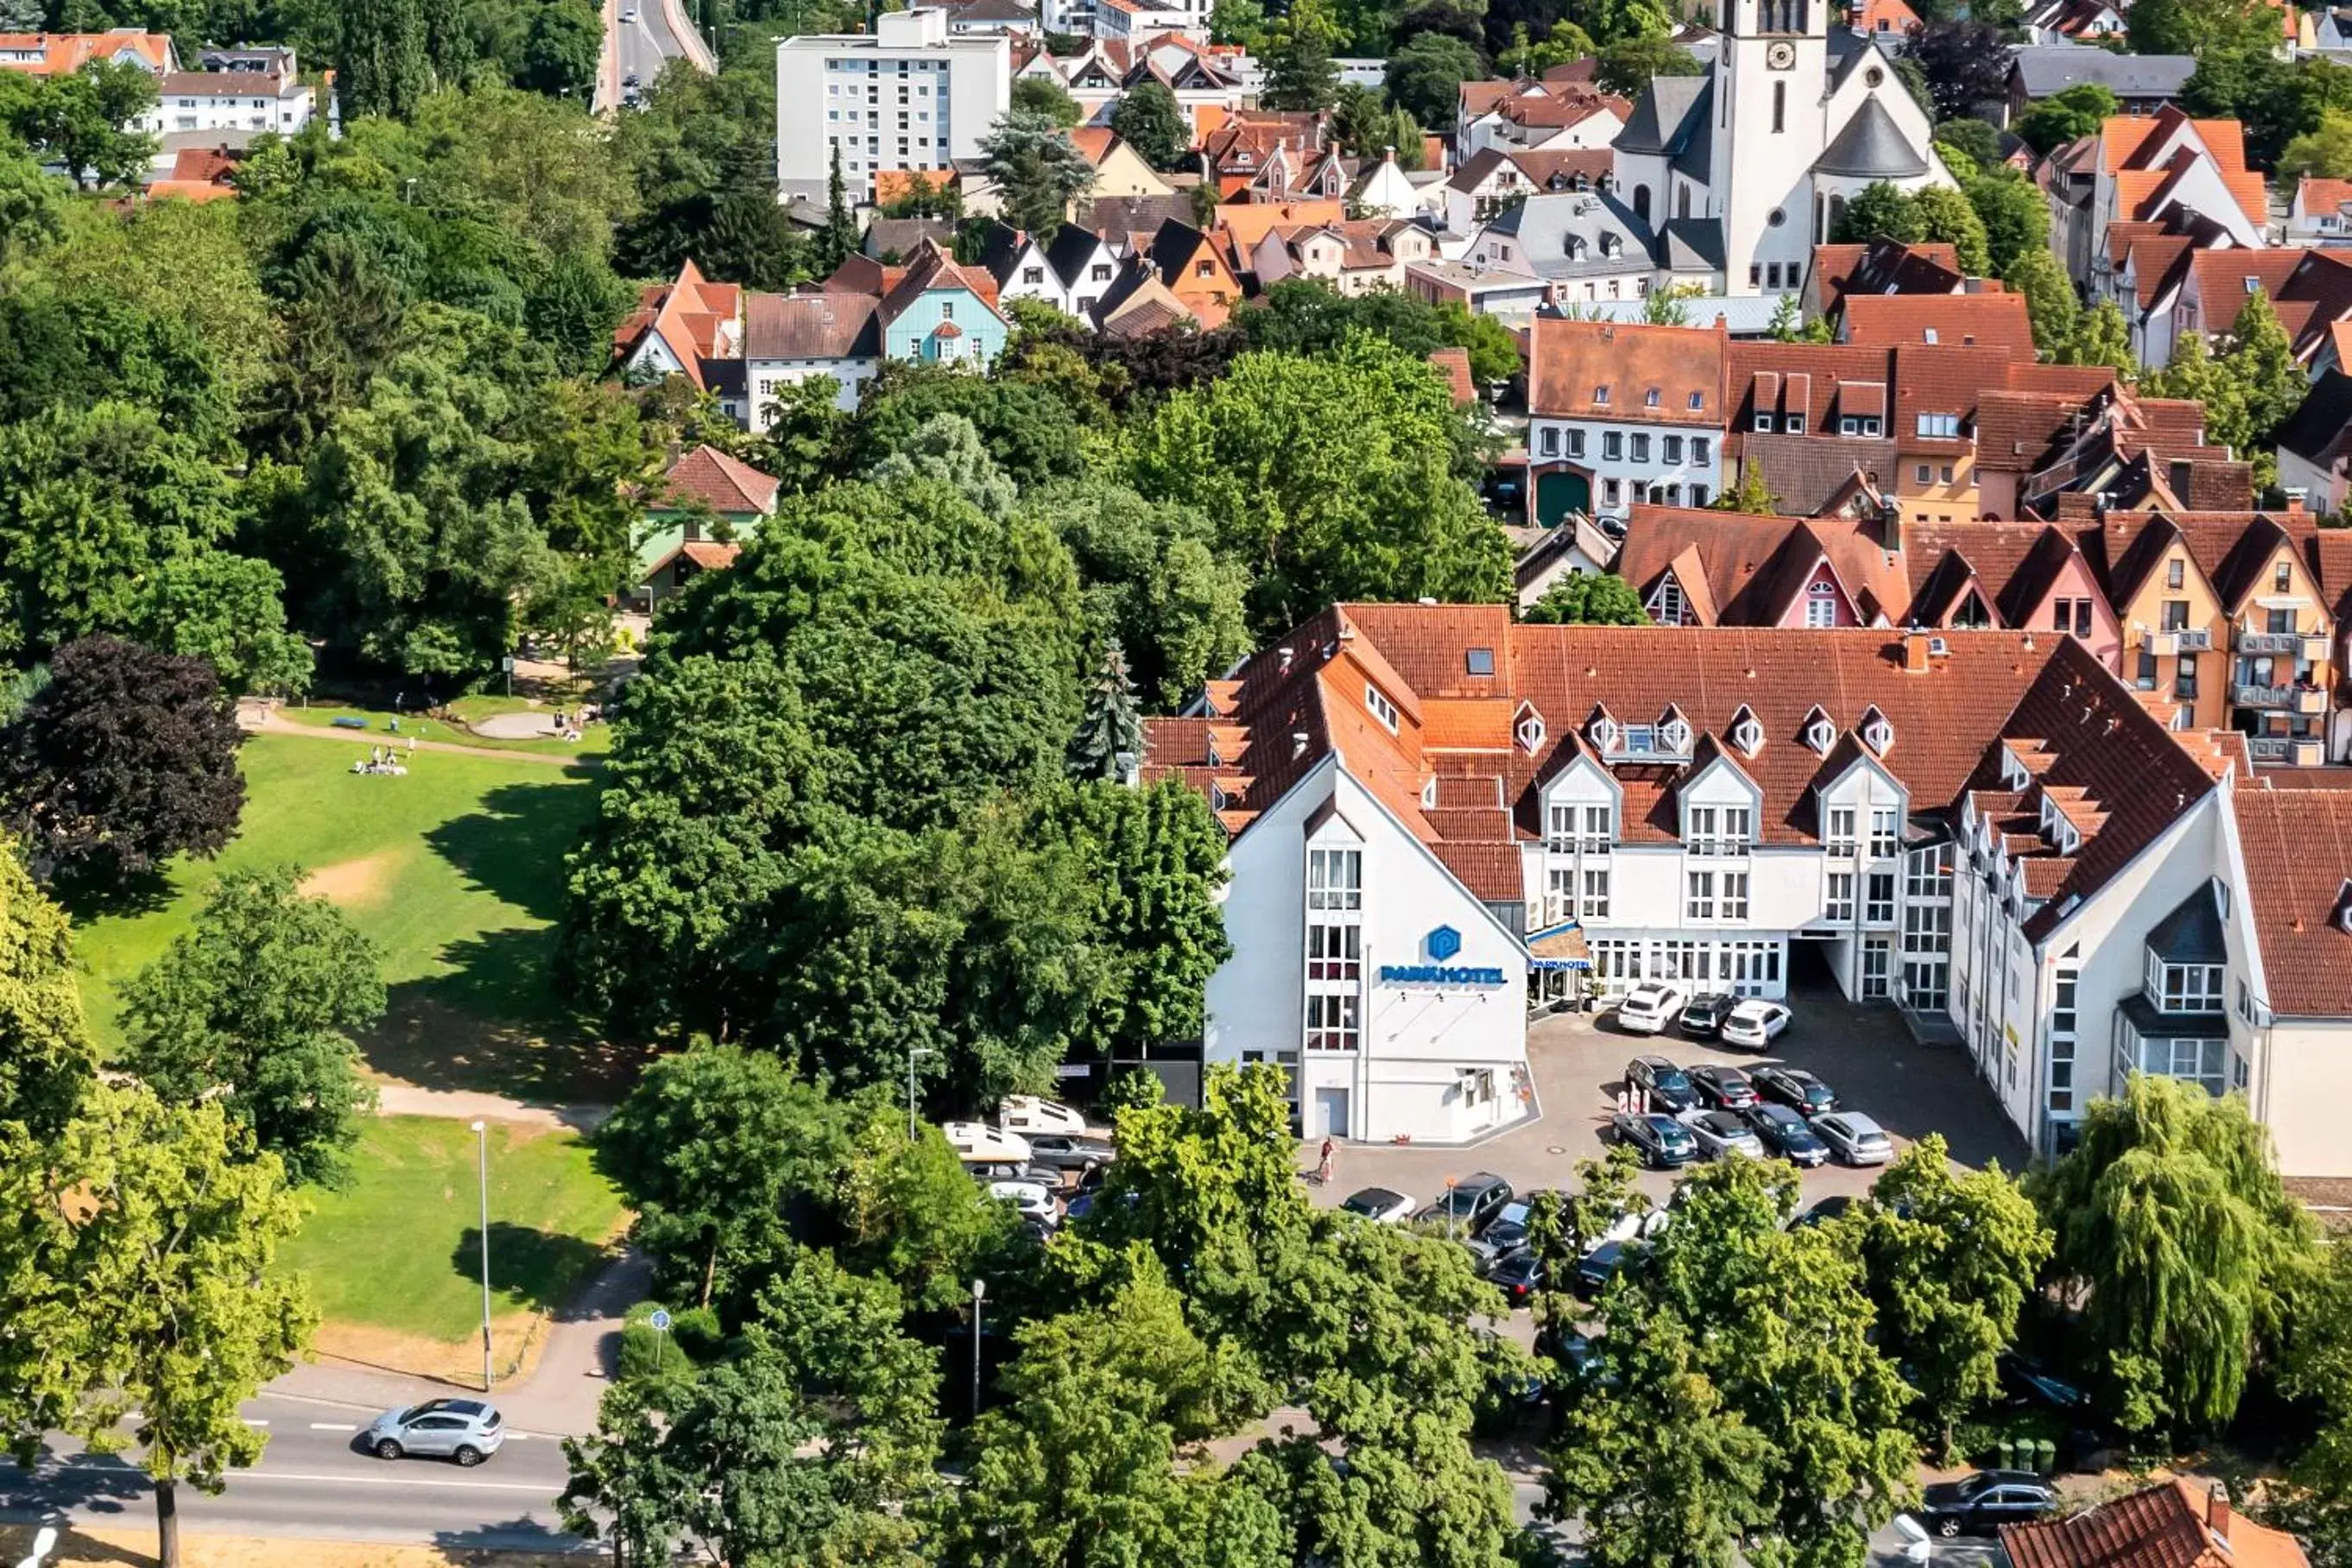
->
[970,1279,986,1419]
[471,1120,493,1394]
[907,1046,939,1140]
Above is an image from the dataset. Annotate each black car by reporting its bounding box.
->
[1916,1471,2059,1537]
[1413,1173,1515,1236]
[1688,1063,1761,1110]
[1487,1247,1546,1306]
[1742,1103,1830,1166]
[1624,1055,1699,1113]
[1022,1133,1117,1172]
[2000,1352,2092,1413]
[1474,1192,1558,1264]
[1573,1240,1632,1298]
[1753,1065,1838,1116]
[1610,1111,1699,1169]
[1789,1194,1858,1230]
[1679,992,1739,1038]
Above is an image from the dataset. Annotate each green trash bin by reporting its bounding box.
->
[1993,1438,2014,1470]
[2034,1438,2058,1475]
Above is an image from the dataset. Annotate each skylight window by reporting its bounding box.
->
[1593,384,1611,405]
[1645,388,1661,408]
[1922,327,1938,344]
[1466,648,1495,675]
[1688,391,1704,410]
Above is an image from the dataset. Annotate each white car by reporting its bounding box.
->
[1681,1108,1767,1160]
[987,1179,1059,1225]
[1813,1111,1894,1167]
[1338,1186,1416,1224]
[1615,982,1688,1035]
[1718,999,1792,1048]
[997,1095,1087,1136]
[944,1122,1032,1165]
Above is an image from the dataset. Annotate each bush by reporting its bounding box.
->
[617,1301,721,1382]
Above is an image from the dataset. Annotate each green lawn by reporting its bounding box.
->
[280,1116,625,1342]
[274,695,615,759]
[72,732,611,1098]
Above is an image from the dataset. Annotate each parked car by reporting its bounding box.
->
[945,1122,1032,1165]
[620,5,636,17]
[1681,1109,1765,1160]
[1813,1111,1894,1166]
[1915,1471,2060,1537]
[1470,1196,1553,1267]
[1339,1186,1415,1225]
[1999,1352,2092,1414]
[1021,1132,1116,1172]
[965,1160,1062,1186]
[1573,1240,1633,1298]
[1615,983,1687,1034]
[1789,1194,1859,1230]
[1718,999,1792,1048]
[1753,1066,1837,1116]
[1610,1111,1698,1169]
[1624,1055,1698,1112]
[1487,1247,1546,1306]
[986,1179,1059,1226]
[1413,1173,1514,1236]
[998,1096,1086,1135]
[1679,991,1739,1038]
[1688,1063,1760,1110]
[366,1400,505,1466]
[1742,1103,1830,1166]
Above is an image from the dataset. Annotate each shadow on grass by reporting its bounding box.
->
[360,964,647,1108]
[421,775,601,926]
[46,863,183,922]
[456,1221,616,1316]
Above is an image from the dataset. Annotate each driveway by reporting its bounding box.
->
[1308,984,2029,1219]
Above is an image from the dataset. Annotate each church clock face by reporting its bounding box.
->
[1766,40,1798,67]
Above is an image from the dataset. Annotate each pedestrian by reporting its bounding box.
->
[408,735,418,755]
[1315,1136,1335,1185]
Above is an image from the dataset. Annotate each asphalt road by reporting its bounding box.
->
[616,0,696,99]
[0,1394,585,1553]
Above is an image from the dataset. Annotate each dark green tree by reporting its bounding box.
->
[2128,0,2279,58]
[1068,642,1147,781]
[1385,33,1483,128]
[2058,298,2137,376]
[119,867,385,1188]
[979,110,1096,236]
[520,0,602,99]
[1521,572,1650,625]
[1964,169,2051,275]
[2014,82,2118,154]
[1110,79,1190,171]
[337,0,430,119]
[2003,246,2078,359]
[1832,180,1925,245]
[1260,0,1343,111]
[821,142,857,272]
[1594,33,1701,98]
[1906,22,2012,120]
[1011,73,1084,127]
[833,1110,1021,1313]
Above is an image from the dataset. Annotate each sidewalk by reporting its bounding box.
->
[234,699,579,767]
[373,1083,610,1135]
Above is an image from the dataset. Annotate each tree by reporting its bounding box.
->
[865,412,1020,515]
[2014,82,2118,155]
[1068,643,1147,781]
[2059,299,2137,376]
[1714,456,1782,513]
[1595,33,1702,98]
[0,842,98,1137]
[0,636,244,892]
[0,1086,313,1568]
[1861,1135,2052,1457]
[520,0,601,98]
[2212,286,2306,468]
[19,61,158,190]
[980,110,1096,237]
[833,1110,1021,1313]
[1585,0,1675,46]
[1964,169,2051,275]
[1546,1158,1916,1568]
[1833,180,1926,245]
[1386,33,1483,129]
[1129,337,1514,635]
[338,0,431,119]
[1498,18,1597,76]
[1111,79,1189,171]
[594,1045,850,1314]
[1035,478,1252,711]
[1907,22,2013,121]
[821,142,857,272]
[0,147,64,265]
[2128,0,2279,59]
[2032,1073,2314,1435]
[1914,184,1992,276]
[1521,573,1650,625]
[1933,116,2003,171]
[2004,246,2078,359]
[1011,73,1084,128]
[2282,108,2352,179]
[1260,0,1343,111]
[119,867,385,1188]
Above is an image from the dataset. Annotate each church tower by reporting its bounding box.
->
[1713,0,1829,294]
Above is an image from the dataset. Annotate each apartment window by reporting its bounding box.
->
[1603,477,1622,505]
[2161,599,2190,631]
[1582,867,1611,920]
[2157,962,2225,1012]
[1805,582,1838,628]
[1689,484,1710,505]
[1942,465,1956,483]
[2167,558,2185,590]
[2135,648,2159,689]
[1646,388,1661,408]
[1688,806,1718,855]
[1594,384,1611,405]
[1828,806,1857,856]
[1722,872,1750,920]
[1767,262,1782,288]
[1664,434,1684,464]
[1305,992,1360,1051]
[1196,260,1215,277]
[1022,266,1045,284]
[2118,1034,2226,1096]
[1866,870,1896,924]
[1785,413,1806,433]
[1656,578,1687,623]
[1905,843,1952,899]
[1540,427,1560,456]
[1091,263,1112,281]
[1693,438,1710,465]
[1306,847,1362,910]
[1568,430,1587,458]
[1754,410,1776,433]
[2049,967,2078,1113]
[1306,923,1362,979]
[1916,464,1932,484]
[2176,655,2198,699]
[1824,870,1856,921]
[1869,806,1900,858]
[1630,433,1651,463]
[2274,561,2293,592]
[1581,804,1614,850]
[1364,684,1399,731]
[1751,264,1763,288]
[1723,807,1752,852]
[1862,935,1892,998]
[1687,870,1716,920]
[1603,432,1624,460]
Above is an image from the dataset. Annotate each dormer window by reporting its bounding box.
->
[1365,683,1399,732]
[1515,702,1546,753]
[1589,707,1619,752]
[1730,705,1764,756]
[1755,410,1776,433]
[2001,747,2031,791]
[2336,878,2352,934]
[1859,705,1894,755]
[1803,705,1836,756]
[1421,776,1438,808]
[1659,705,1691,754]
[1601,233,1622,257]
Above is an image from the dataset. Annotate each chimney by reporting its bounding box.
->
[2208,1483,2231,1540]
[2284,488,2308,516]
[1902,629,1932,673]
[1877,497,1903,553]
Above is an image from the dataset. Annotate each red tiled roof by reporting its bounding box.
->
[661,445,781,518]
[2299,175,2352,215]
[2002,1482,2305,1568]
[0,28,171,73]
[2235,783,2352,1016]
[1428,345,1476,405]
[1614,509,1907,627]
[1531,318,1725,427]
[1843,294,2034,355]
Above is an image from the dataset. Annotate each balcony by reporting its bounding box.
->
[2248,737,2327,766]
[2236,684,2330,713]
[2172,628,2213,652]
[2236,630,2303,654]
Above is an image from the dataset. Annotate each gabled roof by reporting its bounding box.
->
[1843,294,2033,353]
[2275,368,2352,465]
[2009,46,2193,98]
[659,445,781,517]
[1529,317,1725,426]
[743,289,882,360]
[2235,784,2352,1016]
[1811,239,1963,316]
[2001,1481,2305,1568]
[1615,507,1907,626]
[1615,74,1710,158]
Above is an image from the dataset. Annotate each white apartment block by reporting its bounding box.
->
[776,9,1009,205]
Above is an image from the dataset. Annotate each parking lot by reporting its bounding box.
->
[1306,983,2030,1221]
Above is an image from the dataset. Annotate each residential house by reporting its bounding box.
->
[1349,148,1425,219]
[635,446,781,610]
[1905,520,2125,667]
[0,28,174,77]
[1526,316,1728,523]
[2023,0,2128,45]
[2003,47,2195,128]
[743,290,882,420]
[1071,126,1175,199]
[980,221,1124,319]
[872,239,1010,364]
[1837,291,2035,356]
[2232,783,2352,1178]
[1482,85,1628,156]
[615,260,744,402]
[2288,175,2352,245]
[1612,506,1910,627]
[151,46,314,135]
[2044,108,2268,289]
[1803,238,1963,323]
[1143,217,1242,325]
[1404,259,1552,323]
[1849,0,1923,38]
[1199,112,1329,200]
[1514,516,1623,608]
[1463,189,1658,308]
[1250,219,1436,294]
[2276,368,2352,513]
[2096,209,2245,369]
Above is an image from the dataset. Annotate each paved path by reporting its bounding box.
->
[371,1084,610,1134]
[236,703,580,767]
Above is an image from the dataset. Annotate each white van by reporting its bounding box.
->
[944,1122,1032,1165]
[996,1096,1086,1136]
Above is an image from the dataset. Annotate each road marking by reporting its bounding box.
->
[242,1419,269,1427]
[309,1423,357,1432]
[35,1461,557,1494]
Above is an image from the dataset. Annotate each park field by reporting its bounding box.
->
[272,693,616,760]
[72,730,619,1100]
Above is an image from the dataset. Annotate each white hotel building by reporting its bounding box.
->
[1142,605,2352,1175]
[775,9,1009,206]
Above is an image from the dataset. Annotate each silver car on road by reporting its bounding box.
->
[366,1398,505,1466]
